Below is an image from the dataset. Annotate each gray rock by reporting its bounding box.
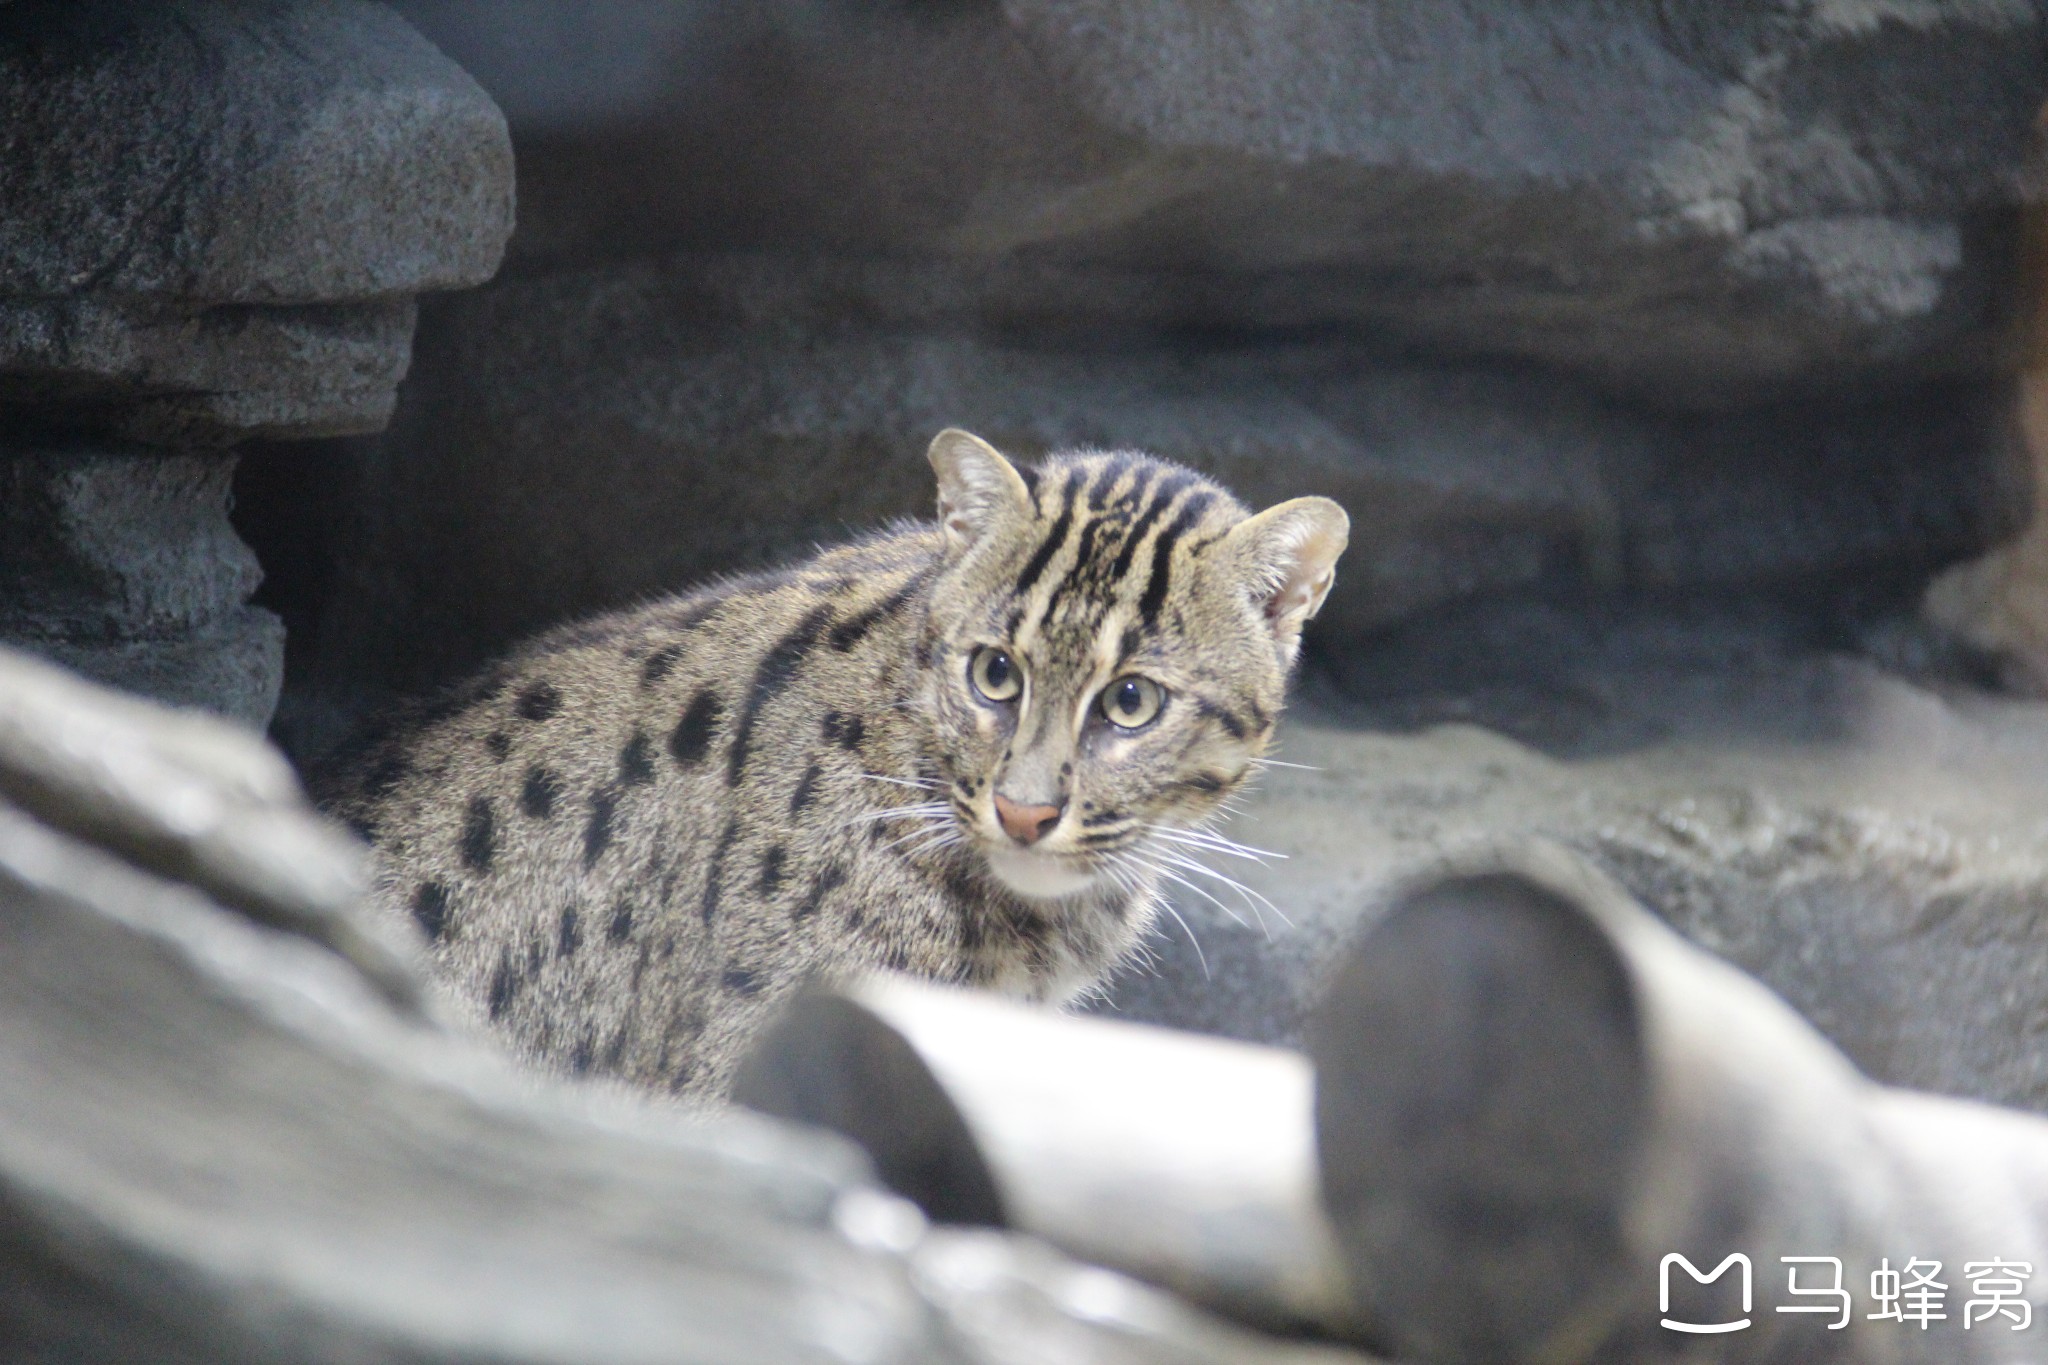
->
[0,0,508,303]
[398,0,2044,406]
[0,0,513,443]
[0,791,939,1363]
[1091,617,2048,1113]
[28,608,286,732]
[0,644,417,1005]
[0,447,257,637]
[0,641,1390,1364]
[273,252,2008,758]
[0,295,420,445]
[1,447,284,725]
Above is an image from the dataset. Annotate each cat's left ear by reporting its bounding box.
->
[1222,497,1349,657]
[927,428,1034,556]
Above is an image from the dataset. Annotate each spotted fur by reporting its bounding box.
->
[326,430,1347,1100]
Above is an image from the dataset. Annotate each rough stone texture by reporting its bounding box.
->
[27,610,286,732]
[250,1,2047,760]
[0,0,515,721]
[0,0,513,444]
[0,644,416,1005]
[257,252,2011,766]
[1091,611,2048,1113]
[1,446,284,725]
[0,295,420,445]
[0,643,1388,1364]
[397,0,2047,408]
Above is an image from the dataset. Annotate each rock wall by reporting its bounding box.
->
[244,0,2046,763]
[0,0,513,726]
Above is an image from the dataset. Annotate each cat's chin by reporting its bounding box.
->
[981,844,1097,900]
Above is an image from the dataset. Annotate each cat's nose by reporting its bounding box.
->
[993,792,1064,846]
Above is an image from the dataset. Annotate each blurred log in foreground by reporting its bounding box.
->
[743,843,2048,1364]
[0,644,1382,1365]
[733,975,1360,1340]
[1313,844,2048,1363]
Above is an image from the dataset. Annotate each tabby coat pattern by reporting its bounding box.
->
[329,430,1348,1100]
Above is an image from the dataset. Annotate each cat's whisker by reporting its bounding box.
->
[1140,823,1283,864]
[896,827,966,861]
[853,773,945,792]
[879,819,964,854]
[1249,757,1321,772]
[837,801,954,831]
[1143,829,1281,867]
[1100,851,1165,924]
[1110,858,1153,907]
[1120,847,1251,931]
[1149,848,1292,936]
[1147,864,1255,932]
[1143,886,1211,982]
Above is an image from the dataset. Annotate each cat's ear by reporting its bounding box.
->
[1222,497,1349,657]
[927,428,1033,554]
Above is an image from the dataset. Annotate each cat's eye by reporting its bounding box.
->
[1099,675,1164,729]
[969,646,1022,703]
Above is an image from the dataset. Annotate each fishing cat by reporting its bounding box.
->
[330,429,1348,1100]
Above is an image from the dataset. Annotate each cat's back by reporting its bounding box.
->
[327,524,944,1088]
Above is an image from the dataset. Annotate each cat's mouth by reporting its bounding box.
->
[980,842,1098,900]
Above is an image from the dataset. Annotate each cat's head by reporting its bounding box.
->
[916,428,1348,901]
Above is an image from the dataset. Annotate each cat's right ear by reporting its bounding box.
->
[927,428,1034,556]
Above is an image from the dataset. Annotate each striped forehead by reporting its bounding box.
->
[1006,451,1242,652]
